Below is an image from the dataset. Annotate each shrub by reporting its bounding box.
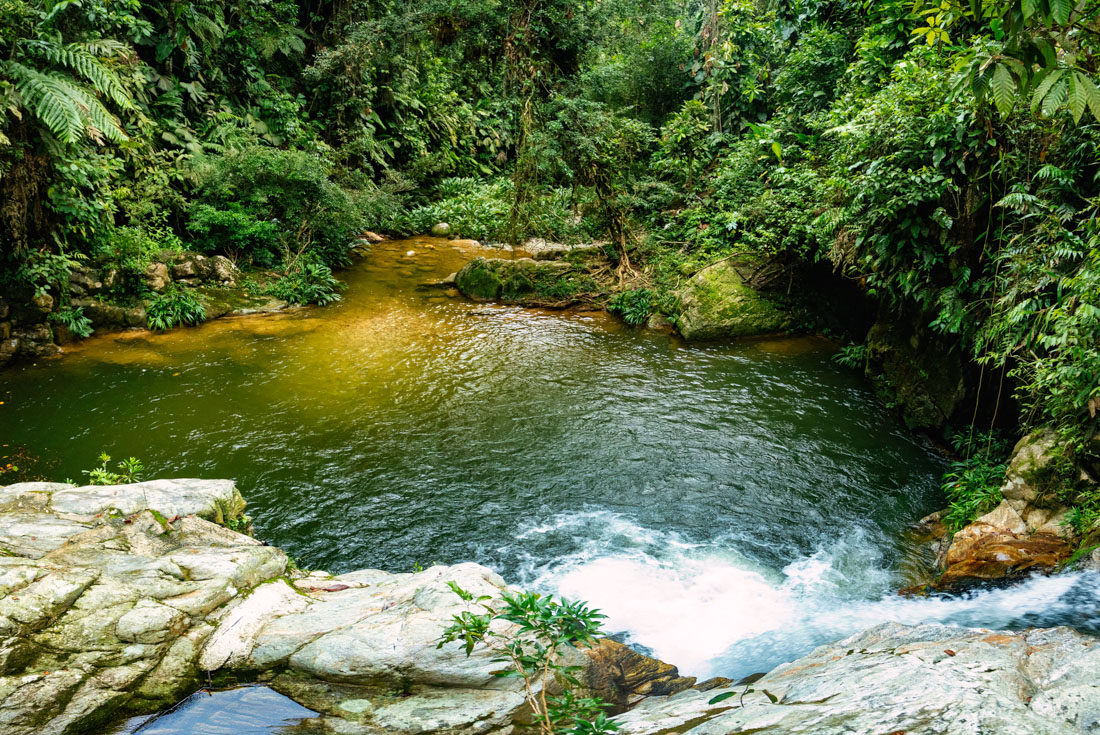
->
[941,429,1011,531]
[48,306,94,339]
[188,147,367,267]
[608,288,657,325]
[83,453,144,486]
[267,256,344,305]
[439,583,618,735]
[147,287,207,330]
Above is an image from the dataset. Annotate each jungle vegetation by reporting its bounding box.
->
[1,0,1098,518]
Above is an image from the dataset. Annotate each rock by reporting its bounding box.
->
[0,482,285,735]
[0,298,8,320]
[455,257,579,303]
[1001,429,1059,509]
[72,299,146,330]
[612,623,1100,735]
[202,255,239,286]
[144,262,171,293]
[519,239,603,260]
[673,260,789,340]
[171,256,204,281]
[49,479,246,522]
[935,431,1076,590]
[11,324,60,358]
[68,267,103,298]
[431,222,452,237]
[866,315,966,429]
[0,337,17,368]
[582,639,696,707]
[363,231,385,243]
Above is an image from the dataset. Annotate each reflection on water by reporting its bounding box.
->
[3,237,1095,682]
[109,686,319,734]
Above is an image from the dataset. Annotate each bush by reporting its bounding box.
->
[147,287,207,330]
[48,306,94,339]
[609,288,657,325]
[267,256,344,305]
[188,147,368,267]
[941,430,1011,531]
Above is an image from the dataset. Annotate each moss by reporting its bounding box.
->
[454,258,504,300]
[456,257,602,305]
[674,260,789,340]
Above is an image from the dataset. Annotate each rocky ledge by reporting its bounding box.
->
[2,478,1098,735]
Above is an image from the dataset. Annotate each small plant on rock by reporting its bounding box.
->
[438,583,618,735]
[83,453,144,485]
[48,306,94,339]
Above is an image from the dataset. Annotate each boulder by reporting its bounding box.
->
[455,257,580,303]
[582,639,696,707]
[144,262,171,293]
[612,623,1100,735]
[430,222,452,237]
[67,267,104,298]
[202,255,239,286]
[935,431,1075,590]
[673,260,789,340]
[11,324,60,358]
[72,299,146,330]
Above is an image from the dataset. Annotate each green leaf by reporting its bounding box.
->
[1069,72,1089,122]
[1074,72,1100,122]
[1030,68,1066,113]
[1022,0,1037,18]
[1041,76,1069,116]
[1051,0,1072,24]
[991,63,1016,115]
[708,691,738,705]
[763,689,779,704]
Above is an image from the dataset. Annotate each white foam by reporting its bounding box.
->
[521,510,1100,678]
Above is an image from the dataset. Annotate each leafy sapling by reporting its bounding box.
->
[438,582,618,735]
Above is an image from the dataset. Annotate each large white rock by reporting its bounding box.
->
[613,623,1100,735]
[49,479,243,521]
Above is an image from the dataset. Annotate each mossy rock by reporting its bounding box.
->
[455,257,584,303]
[866,317,965,429]
[673,260,790,340]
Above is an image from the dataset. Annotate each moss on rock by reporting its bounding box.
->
[673,260,790,340]
[455,257,597,304]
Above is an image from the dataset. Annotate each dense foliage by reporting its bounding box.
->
[2,0,1098,513]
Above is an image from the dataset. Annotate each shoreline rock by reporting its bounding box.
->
[931,431,1077,591]
[3,478,1098,734]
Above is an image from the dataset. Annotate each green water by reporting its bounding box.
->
[16,237,1092,682]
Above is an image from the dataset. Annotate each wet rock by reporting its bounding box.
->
[431,222,452,237]
[171,256,205,281]
[674,260,789,340]
[582,639,696,707]
[935,431,1075,590]
[612,623,1100,735]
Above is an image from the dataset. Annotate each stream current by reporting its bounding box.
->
[3,238,1098,692]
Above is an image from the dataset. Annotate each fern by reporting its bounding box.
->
[2,34,132,144]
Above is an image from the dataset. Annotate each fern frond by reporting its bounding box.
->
[23,38,132,110]
[4,62,127,144]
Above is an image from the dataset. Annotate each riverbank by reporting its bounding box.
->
[3,477,1098,735]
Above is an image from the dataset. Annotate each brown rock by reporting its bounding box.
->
[936,534,1070,590]
[582,639,696,709]
[144,262,171,293]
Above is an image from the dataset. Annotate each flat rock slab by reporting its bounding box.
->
[613,622,1100,735]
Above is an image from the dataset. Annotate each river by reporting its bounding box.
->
[3,238,1098,732]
